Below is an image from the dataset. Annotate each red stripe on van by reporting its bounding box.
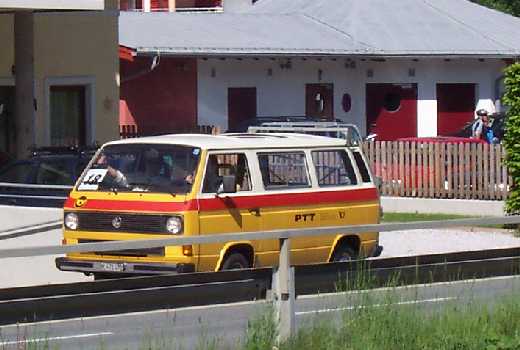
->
[197,188,378,211]
[64,188,378,213]
[64,198,193,212]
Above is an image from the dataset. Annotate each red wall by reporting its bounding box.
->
[119,0,220,10]
[120,57,198,136]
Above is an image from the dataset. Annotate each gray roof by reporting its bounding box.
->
[120,12,372,55]
[120,0,520,57]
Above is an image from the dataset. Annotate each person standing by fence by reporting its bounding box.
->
[472,109,491,142]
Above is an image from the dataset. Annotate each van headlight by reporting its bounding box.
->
[64,213,79,230]
[166,216,183,234]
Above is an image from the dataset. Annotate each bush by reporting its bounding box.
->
[503,62,520,214]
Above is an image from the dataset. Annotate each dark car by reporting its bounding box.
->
[0,147,96,207]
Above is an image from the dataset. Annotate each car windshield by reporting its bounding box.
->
[77,144,200,194]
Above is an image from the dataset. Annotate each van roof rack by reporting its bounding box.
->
[247,122,362,147]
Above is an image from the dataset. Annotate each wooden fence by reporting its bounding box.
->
[362,141,512,201]
[119,125,220,139]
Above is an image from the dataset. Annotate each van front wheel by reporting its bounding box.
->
[332,246,357,262]
[221,253,250,270]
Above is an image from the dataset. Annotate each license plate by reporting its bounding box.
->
[99,262,125,272]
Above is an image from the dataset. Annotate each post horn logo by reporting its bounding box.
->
[74,196,88,208]
[112,216,123,229]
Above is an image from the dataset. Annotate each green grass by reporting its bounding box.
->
[381,212,514,230]
[381,212,471,222]
[244,291,520,350]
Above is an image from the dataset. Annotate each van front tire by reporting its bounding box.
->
[221,253,250,270]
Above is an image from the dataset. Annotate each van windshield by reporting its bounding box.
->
[77,144,201,194]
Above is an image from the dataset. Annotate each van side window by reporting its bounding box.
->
[311,150,358,186]
[202,153,251,193]
[352,151,372,183]
[258,152,309,190]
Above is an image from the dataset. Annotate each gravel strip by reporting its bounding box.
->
[379,227,520,258]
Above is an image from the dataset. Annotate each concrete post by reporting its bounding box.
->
[274,237,295,344]
[168,0,176,12]
[14,11,36,159]
[143,0,151,12]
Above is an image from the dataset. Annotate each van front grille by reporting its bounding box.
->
[74,212,169,234]
[77,239,165,257]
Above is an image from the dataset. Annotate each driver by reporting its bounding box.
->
[96,153,128,187]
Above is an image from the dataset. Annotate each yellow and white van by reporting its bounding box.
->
[56,133,382,278]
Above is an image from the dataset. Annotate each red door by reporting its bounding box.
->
[366,83,417,141]
[437,84,476,136]
[228,87,257,132]
[305,84,334,120]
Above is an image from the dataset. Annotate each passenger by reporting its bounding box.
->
[142,149,171,189]
[170,163,195,192]
[202,156,222,193]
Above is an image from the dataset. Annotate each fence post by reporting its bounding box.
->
[273,237,295,344]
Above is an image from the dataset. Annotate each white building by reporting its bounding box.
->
[119,0,520,140]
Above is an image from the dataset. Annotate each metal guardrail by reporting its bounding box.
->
[0,182,72,190]
[0,182,71,207]
[1,216,520,341]
[1,247,520,326]
[0,216,519,258]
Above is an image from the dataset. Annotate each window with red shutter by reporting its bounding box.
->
[151,0,169,10]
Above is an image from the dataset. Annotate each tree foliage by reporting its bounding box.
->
[471,0,520,17]
[503,63,520,214]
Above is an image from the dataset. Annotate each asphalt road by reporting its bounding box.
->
[1,275,519,350]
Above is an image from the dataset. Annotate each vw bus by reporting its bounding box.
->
[56,133,382,278]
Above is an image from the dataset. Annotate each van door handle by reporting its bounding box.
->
[249,208,261,216]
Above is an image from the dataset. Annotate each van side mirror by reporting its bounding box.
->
[365,133,377,142]
[374,176,382,192]
[220,175,237,194]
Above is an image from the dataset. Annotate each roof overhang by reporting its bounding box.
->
[0,0,104,10]
[128,48,520,60]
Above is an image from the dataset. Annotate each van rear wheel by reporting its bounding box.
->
[332,246,357,262]
[221,253,250,270]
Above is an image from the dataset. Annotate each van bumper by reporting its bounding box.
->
[55,257,195,275]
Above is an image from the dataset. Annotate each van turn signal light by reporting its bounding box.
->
[182,245,193,256]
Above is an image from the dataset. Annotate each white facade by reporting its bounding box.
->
[197,57,506,136]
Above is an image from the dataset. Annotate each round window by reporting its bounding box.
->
[342,93,352,112]
[384,92,401,112]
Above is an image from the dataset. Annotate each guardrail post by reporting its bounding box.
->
[274,237,295,344]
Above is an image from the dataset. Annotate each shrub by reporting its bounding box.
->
[503,62,520,214]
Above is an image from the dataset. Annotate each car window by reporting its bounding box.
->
[0,163,33,183]
[311,149,358,186]
[36,159,73,185]
[258,152,309,190]
[78,145,200,193]
[202,153,251,193]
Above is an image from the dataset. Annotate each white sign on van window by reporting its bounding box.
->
[78,169,108,191]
